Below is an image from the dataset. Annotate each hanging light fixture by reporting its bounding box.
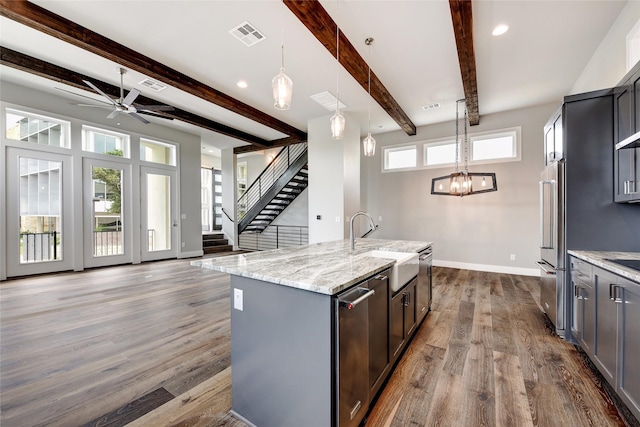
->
[330,6,345,139]
[272,40,293,110]
[431,99,498,196]
[362,37,376,157]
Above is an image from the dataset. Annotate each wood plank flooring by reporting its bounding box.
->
[0,260,634,426]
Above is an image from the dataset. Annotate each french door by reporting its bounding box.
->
[83,158,132,268]
[5,147,74,277]
[140,166,177,261]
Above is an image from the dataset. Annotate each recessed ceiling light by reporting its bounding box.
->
[237,80,248,89]
[492,24,509,36]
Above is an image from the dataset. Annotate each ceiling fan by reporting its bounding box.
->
[60,67,174,124]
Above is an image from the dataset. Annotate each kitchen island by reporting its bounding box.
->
[192,238,432,427]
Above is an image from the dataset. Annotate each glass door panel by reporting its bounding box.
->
[83,158,131,268]
[141,167,176,261]
[6,148,73,277]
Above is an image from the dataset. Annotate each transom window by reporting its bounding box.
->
[382,127,521,172]
[82,126,130,158]
[5,109,70,148]
[140,138,176,166]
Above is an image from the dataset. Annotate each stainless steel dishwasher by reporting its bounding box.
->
[336,285,375,427]
[417,246,433,324]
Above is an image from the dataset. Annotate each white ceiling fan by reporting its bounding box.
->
[61,67,174,123]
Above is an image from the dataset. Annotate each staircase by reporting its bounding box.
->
[202,233,233,254]
[238,143,308,234]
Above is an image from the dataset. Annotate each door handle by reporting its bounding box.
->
[339,288,375,310]
[536,261,556,275]
[374,274,388,281]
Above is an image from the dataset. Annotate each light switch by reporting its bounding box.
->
[335,216,341,223]
[234,288,243,311]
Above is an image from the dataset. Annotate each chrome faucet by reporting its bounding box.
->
[350,211,376,251]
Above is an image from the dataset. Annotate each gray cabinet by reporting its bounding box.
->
[570,257,594,357]
[614,63,640,203]
[390,277,417,362]
[582,264,640,422]
[368,271,390,398]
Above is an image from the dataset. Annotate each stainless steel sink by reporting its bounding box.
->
[365,250,419,292]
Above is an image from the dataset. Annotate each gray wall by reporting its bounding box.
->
[0,80,202,260]
[361,102,558,275]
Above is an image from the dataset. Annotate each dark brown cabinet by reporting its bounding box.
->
[390,277,417,362]
[614,63,640,203]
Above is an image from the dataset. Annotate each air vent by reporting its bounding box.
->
[422,102,441,110]
[229,21,266,47]
[310,91,347,111]
[139,78,167,92]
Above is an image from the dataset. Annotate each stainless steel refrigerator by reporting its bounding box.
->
[537,160,566,337]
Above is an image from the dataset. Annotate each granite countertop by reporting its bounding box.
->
[568,250,640,283]
[192,238,432,295]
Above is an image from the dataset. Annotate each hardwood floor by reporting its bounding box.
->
[0,260,634,426]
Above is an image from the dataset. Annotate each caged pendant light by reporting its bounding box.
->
[272,41,293,110]
[362,37,376,157]
[430,99,497,196]
[330,8,345,140]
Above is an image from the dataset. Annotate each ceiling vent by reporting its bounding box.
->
[422,102,441,110]
[229,21,266,47]
[310,91,347,111]
[139,78,167,92]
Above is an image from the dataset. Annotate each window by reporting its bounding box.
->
[383,145,417,170]
[5,109,70,148]
[470,130,518,161]
[82,126,130,158]
[424,139,458,166]
[140,138,176,166]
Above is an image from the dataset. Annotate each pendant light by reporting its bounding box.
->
[363,37,376,157]
[431,99,498,196]
[272,41,293,110]
[330,7,345,140]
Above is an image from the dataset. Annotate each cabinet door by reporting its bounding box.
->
[368,273,390,394]
[390,291,405,359]
[572,277,582,339]
[615,148,639,203]
[553,114,563,161]
[544,125,554,165]
[617,279,640,421]
[405,280,417,338]
[593,268,619,387]
[581,279,596,358]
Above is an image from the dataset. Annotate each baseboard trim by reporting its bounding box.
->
[433,260,539,277]
[178,250,204,259]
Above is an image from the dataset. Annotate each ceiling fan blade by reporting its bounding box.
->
[128,112,150,124]
[107,110,120,119]
[83,80,117,105]
[137,111,174,120]
[122,88,141,106]
[137,105,175,112]
[55,87,115,105]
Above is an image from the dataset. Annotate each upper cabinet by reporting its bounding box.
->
[544,106,563,166]
[614,62,640,203]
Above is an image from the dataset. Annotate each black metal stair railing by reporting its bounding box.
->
[237,142,307,234]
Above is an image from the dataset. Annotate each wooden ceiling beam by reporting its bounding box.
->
[449,0,480,125]
[0,0,307,146]
[0,46,273,148]
[284,0,417,136]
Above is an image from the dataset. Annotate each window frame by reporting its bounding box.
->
[5,108,71,149]
[140,138,177,166]
[82,125,131,158]
[468,128,521,165]
[382,144,417,171]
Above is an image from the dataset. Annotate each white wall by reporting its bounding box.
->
[308,113,360,243]
[201,153,221,169]
[361,103,557,276]
[571,0,640,93]
[0,81,203,268]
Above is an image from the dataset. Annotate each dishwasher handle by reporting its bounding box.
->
[339,288,375,310]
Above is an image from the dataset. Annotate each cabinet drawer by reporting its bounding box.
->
[570,257,592,282]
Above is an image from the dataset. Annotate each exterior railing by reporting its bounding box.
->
[94,231,123,256]
[239,225,309,251]
[237,142,307,221]
[20,231,60,262]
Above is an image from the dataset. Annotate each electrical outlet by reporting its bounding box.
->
[234,288,243,311]
[181,242,185,248]
[335,216,341,223]
[510,254,516,261]
[181,213,187,219]
[379,216,383,222]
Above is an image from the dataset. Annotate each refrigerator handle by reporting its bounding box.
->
[539,180,554,249]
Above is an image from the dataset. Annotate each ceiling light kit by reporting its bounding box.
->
[330,0,345,140]
[272,33,293,110]
[492,24,509,36]
[362,37,376,157]
[430,99,498,197]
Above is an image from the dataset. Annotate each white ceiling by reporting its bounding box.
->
[0,0,628,156]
